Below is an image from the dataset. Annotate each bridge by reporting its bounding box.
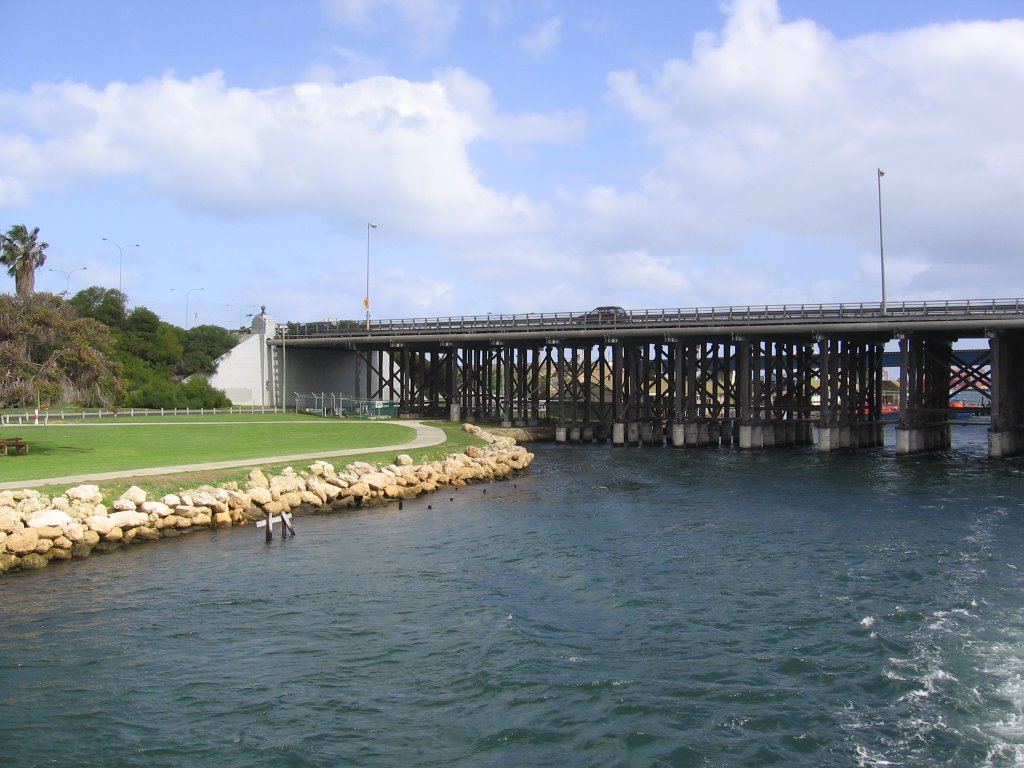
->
[262,298,1024,458]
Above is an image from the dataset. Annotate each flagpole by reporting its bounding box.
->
[877,168,887,316]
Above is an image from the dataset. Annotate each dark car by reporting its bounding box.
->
[586,305,629,323]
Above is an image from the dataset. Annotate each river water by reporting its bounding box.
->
[2,424,1024,767]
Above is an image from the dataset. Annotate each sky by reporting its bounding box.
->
[2,0,1023,330]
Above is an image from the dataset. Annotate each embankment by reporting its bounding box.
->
[0,424,533,576]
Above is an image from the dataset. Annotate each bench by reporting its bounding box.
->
[0,437,28,456]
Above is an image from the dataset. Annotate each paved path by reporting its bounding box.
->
[0,421,448,491]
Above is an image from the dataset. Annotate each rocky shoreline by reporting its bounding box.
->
[0,424,534,576]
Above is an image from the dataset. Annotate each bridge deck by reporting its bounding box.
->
[280,298,1024,344]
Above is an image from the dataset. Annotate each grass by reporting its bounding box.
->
[0,417,487,499]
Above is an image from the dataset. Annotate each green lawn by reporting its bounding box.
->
[0,416,418,483]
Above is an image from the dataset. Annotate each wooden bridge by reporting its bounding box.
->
[272,298,1024,458]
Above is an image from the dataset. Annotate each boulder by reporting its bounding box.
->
[248,487,273,506]
[110,499,138,512]
[1,553,21,572]
[107,511,150,529]
[34,538,53,555]
[120,486,148,505]
[66,485,103,504]
[5,529,40,556]
[0,508,22,534]
[140,501,173,518]
[26,510,73,529]
[247,468,270,489]
[85,516,115,536]
[19,552,49,569]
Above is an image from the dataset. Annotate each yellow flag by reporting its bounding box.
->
[363,297,370,309]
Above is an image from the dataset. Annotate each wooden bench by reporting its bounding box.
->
[0,437,28,456]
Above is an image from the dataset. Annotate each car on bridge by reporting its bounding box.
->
[581,305,629,324]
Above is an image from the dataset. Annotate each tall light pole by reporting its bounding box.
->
[281,325,289,411]
[171,287,204,330]
[102,238,140,295]
[365,222,377,331]
[877,168,887,316]
[48,266,87,296]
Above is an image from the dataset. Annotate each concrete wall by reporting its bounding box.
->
[207,309,275,406]
[208,308,393,408]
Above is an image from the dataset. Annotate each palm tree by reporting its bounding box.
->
[0,224,49,297]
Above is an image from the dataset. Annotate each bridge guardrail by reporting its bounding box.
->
[279,298,1024,340]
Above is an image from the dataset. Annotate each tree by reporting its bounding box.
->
[69,286,128,328]
[180,324,238,375]
[0,293,122,407]
[1,225,49,298]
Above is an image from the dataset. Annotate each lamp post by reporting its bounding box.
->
[281,325,288,411]
[48,266,87,296]
[102,238,140,295]
[171,287,204,330]
[877,168,887,316]
[365,222,377,331]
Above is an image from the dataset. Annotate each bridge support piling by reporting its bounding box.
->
[988,330,1024,458]
[555,426,567,443]
[612,422,626,446]
[671,423,686,447]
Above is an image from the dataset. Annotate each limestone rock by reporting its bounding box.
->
[107,511,149,529]
[5,529,40,556]
[0,508,22,534]
[247,468,270,489]
[19,552,49,569]
[85,516,115,536]
[248,487,273,506]
[140,501,172,517]
[111,499,138,512]
[66,485,103,504]
[1,553,21,572]
[120,486,148,505]
[26,509,73,529]
[395,454,414,466]
[363,472,394,491]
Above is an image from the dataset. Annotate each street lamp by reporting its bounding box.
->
[281,324,289,411]
[48,266,87,296]
[102,238,140,296]
[365,222,377,331]
[877,168,887,316]
[171,287,204,330]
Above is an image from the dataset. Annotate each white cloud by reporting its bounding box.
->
[0,70,566,237]
[520,17,562,59]
[321,0,459,56]
[438,67,585,144]
[598,0,1024,298]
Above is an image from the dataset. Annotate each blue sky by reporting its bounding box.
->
[2,0,1023,329]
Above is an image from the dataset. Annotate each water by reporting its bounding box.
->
[2,424,1024,767]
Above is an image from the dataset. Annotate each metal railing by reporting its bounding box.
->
[279,298,1024,340]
